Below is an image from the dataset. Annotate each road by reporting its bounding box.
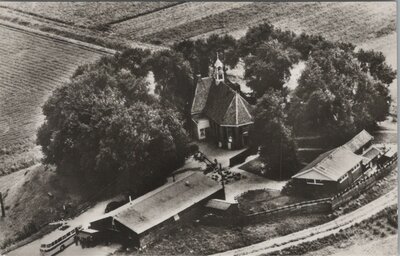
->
[213,188,397,256]
[6,197,121,256]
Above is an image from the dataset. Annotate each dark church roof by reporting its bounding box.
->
[191,77,213,114]
[191,78,253,126]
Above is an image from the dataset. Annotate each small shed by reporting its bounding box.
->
[361,146,382,169]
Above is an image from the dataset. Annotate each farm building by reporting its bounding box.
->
[89,172,224,248]
[292,146,364,196]
[342,129,374,154]
[292,130,380,196]
[191,55,253,150]
[361,146,384,169]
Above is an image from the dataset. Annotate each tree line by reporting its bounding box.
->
[37,22,396,192]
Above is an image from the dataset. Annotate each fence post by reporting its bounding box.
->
[0,192,5,217]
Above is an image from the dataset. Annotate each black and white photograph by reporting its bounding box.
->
[0,1,398,256]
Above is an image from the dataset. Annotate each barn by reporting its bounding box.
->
[292,146,364,196]
[89,172,224,248]
[291,130,378,197]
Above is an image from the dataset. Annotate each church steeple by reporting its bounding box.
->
[213,53,224,85]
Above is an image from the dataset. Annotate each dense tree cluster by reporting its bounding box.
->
[38,21,396,185]
[38,53,190,192]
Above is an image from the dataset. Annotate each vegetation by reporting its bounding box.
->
[174,21,395,178]
[267,205,398,256]
[37,52,190,192]
[250,89,298,178]
[116,213,328,256]
[289,46,395,144]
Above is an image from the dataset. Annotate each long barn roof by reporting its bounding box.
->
[343,130,373,152]
[105,172,222,234]
[292,146,363,181]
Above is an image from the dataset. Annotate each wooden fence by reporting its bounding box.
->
[236,157,397,223]
[331,157,397,209]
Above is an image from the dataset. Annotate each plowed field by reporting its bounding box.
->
[0,23,108,174]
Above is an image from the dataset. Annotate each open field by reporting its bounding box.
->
[0,2,179,28]
[0,23,107,175]
[109,2,251,42]
[138,2,396,45]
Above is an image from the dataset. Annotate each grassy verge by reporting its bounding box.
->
[266,205,398,256]
[0,165,93,249]
[237,189,306,214]
[116,214,329,256]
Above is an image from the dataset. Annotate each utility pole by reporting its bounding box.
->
[0,192,5,217]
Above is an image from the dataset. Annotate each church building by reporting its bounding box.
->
[190,55,254,150]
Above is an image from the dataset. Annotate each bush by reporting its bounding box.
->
[187,144,199,156]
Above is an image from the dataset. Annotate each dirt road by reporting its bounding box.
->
[213,188,397,256]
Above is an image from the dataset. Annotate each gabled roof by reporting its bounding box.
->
[191,77,213,114]
[343,130,373,153]
[362,146,381,160]
[108,172,222,235]
[202,81,253,126]
[292,146,363,181]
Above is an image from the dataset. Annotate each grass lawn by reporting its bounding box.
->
[236,189,307,215]
[117,213,329,256]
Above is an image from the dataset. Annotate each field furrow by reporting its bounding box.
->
[0,24,106,156]
[110,2,252,40]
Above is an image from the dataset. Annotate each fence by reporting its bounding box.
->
[244,198,332,223]
[331,157,397,209]
[235,157,397,224]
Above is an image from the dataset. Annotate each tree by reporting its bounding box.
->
[114,48,152,77]
[37,59,190,192]
[357,49,396,85]
[174,34,240,77]
[149,50,195,126]
[244,41,300,97]
[238,22,276,56]
[289,47,393,145]
[250,89,298,179]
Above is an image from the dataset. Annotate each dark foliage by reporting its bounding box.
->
[250,89,298,179]
[37,58,190,192]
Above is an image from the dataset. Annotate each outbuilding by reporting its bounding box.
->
[292,146,364,197]
[90,172,224,248]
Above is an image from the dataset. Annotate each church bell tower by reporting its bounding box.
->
[213,53,224,85]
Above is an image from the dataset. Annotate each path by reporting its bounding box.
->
[213,188,397,256]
